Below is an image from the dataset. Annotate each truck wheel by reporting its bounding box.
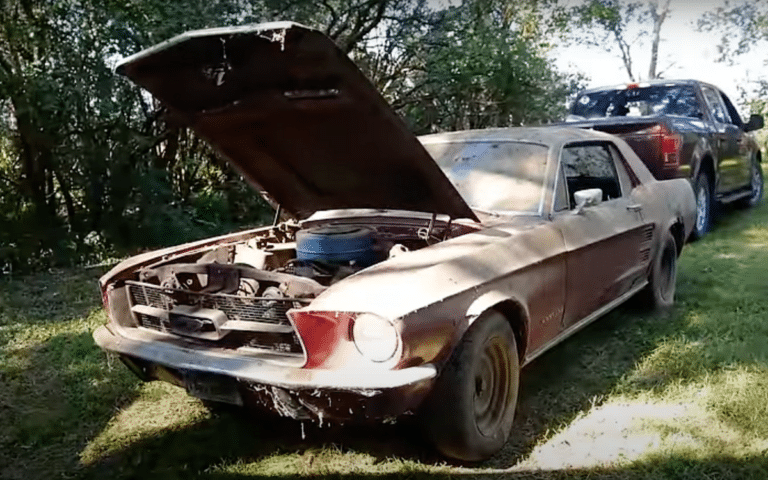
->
[420,311,519,462]
[638,230,677,309]
[690,172,712,240]
[737,159,763,209]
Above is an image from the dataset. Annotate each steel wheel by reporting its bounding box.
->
[638,230,677,309]
[474,334,514,437]
[420,310,519,462]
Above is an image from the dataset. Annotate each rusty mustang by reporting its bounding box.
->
[94,22,696,461]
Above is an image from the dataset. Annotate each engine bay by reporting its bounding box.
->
[136,218,476,300]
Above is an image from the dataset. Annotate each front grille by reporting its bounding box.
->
[126,280,305,355]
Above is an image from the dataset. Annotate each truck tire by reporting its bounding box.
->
[737,159,763,209]
[690,172,712,240]
[420,311,519,462]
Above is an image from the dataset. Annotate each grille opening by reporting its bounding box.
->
[126,280,305,356]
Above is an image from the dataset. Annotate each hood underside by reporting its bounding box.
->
[117,22,477,221]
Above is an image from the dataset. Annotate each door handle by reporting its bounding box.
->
[627,204,642,212]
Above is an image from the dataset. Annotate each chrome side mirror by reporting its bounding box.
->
[574,188,603,214]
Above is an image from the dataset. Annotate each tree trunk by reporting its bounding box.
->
[647,0,671,80]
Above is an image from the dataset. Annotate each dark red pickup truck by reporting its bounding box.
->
[565,80,764,239]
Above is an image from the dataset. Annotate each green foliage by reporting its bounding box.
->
[0,0,582,272]
[387,0,581,132]
[0,0,274,272]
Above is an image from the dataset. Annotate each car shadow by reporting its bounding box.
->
[70,301,674,478]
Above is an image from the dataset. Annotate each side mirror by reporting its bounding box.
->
[574,188,603,214]
[744,114,764,132]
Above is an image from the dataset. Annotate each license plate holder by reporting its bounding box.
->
[183,371,243,406]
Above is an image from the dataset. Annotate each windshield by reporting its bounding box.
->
[422,141,549,215]
[569,85,703,120]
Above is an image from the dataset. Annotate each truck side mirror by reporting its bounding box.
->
[744,114,764,132]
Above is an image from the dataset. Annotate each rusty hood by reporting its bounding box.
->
[116,22,477,221]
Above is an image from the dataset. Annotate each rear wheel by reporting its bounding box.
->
[639,230,677,309]
[690,172,712,240]
[737,159,763,209]
[420,311,519,462]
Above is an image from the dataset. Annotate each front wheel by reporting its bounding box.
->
[690,172,712,241]
[420,311,519,462]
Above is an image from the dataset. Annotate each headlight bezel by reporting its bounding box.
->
[351,312,401,363]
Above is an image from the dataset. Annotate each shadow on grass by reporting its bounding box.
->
[185,452,768,480]
[11,200,768,479]
[0,329,141,480]
[70,303,680,479]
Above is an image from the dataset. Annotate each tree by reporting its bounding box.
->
[699,0,768,94]
[0,0,580,271]
[385,0,580,132]
[0,0,274,269]
[572,0,672,81]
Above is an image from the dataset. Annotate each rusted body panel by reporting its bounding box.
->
[94,23,697,449]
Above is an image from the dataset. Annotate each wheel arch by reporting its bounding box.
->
[467,293,528,362]
[695,153,716,188]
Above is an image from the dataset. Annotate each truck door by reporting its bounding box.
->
[702,86,743,193]
[720,90,754,189]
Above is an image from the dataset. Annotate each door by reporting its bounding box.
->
[552,142,653,329]
[720,90,754,189]
[702,86,743,193]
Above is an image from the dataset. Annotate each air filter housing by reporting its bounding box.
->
[296,225,378,267]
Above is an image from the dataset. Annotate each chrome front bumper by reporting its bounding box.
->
[93,325,437,421]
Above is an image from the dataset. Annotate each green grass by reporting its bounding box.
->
[3,195,768,479]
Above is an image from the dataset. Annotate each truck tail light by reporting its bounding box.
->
[651,125,682,167]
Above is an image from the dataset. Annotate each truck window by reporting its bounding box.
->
[719,91,744,127]
[702,86,731,124]
[569,85,702,120]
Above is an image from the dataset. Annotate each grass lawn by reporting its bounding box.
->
[2,197,768,479]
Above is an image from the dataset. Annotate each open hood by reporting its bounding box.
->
[117,22,477,221]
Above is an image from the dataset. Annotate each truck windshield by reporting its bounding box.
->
[569,85,703,120]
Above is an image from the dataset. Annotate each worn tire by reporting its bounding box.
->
[737,159,763,209]
[690,172,712,241]
[420,310,519,462]
[639,230,677,310]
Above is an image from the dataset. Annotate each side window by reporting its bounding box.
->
[702,86,731,124]
[609,144,636,191]
[561,143,622,209]
[719,91,744,127]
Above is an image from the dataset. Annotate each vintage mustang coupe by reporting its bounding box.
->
[94,22,696,461]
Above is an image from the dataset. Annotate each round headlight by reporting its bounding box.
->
[352,313,399,362]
